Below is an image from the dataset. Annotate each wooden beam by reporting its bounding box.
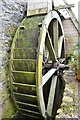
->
[54,4,74,10]
[46,29,57,61]
[63,0,80,34]
[53,20,58,58]
[47,75,57,116]
[27,0,52,16]
[58,35,64,58]
[39,68,56,89]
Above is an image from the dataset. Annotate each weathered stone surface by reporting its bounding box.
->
[5,24,17,37]
[56,69,78,119]
[63,96,73,103]
[57,108,63,113]
[0,0,25,119]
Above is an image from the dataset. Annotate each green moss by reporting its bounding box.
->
[1,64,16,119]
[1,68,7,81]
[2,98,16,118]
[5,24,17,37]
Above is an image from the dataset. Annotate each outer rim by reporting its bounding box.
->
[36,10,64,118]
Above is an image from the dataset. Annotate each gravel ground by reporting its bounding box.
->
[78,82,80,119]
[56,68,80,120]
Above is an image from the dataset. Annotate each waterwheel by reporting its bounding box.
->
[10,11,66,120]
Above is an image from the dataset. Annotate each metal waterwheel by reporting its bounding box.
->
[10,11,66,120]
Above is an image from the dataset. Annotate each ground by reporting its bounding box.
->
[56,63,80,120]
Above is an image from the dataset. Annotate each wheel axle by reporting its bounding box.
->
[43,62,69,71]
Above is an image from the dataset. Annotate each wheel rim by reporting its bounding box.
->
[37,11,65,118]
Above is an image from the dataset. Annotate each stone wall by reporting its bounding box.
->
[0,0,26,119]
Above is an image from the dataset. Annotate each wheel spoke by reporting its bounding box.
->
[53,20,58,58]
[39,68,56,89]
[58,35,64,58]
[47,75,57,117]
[46,29,57,62]
[43,46,49,63]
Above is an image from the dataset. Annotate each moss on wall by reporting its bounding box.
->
[2,97,16,118]
[1,0,24,118]
[1,65,16,119]
[5,24,17,37]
